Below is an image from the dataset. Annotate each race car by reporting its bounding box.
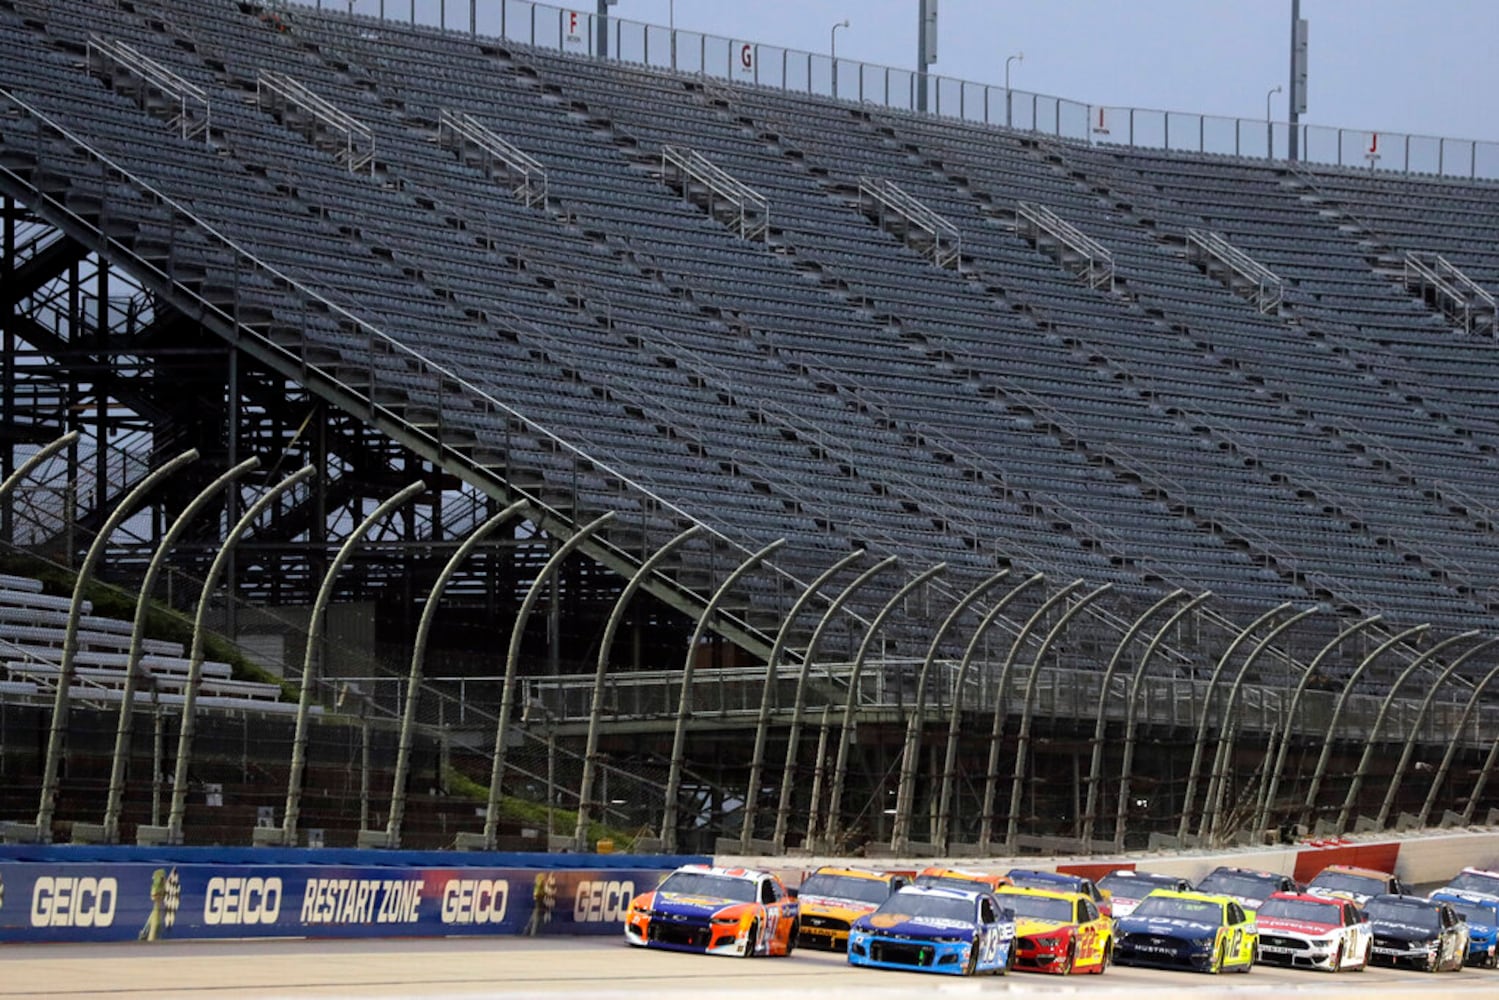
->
[847,884,1015,976]
[1439,866,1499,901]
[1191,865,1299,910]
[795,866,909,951]
[623,864,798,957]
[1112,889,1256,974]
[914,866,1011,893]
[1305,864,1412,905]
[1254,891,1371,971]
[1097,870,1193,919]
[1429,890,1499,968]
[1006,868,1113,918]
[997,885,1112,974]
[1364,893,1467,972]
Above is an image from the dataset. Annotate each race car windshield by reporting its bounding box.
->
[1309,872,1382,896]
[1098,873,1177,898]
[1444,899,1497,925]
[657,872,757,903]
[875,895,974,923]
[799,874,890,905]
[1364,899,1441,932]
[916,874,992,892]
[1195,872,1276,900]
[1009,872,1078,891]
[1131,896,1222,923]
[1448,871,1499,896]
[1002,894,1074,922]
[1257,897,1337,924]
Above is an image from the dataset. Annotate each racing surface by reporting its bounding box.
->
[4,936,1497,999]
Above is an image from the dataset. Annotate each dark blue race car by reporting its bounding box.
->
[848,885,1015,976]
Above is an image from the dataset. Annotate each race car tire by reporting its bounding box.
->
[1209,940,1225,975]
[1330,943,1343,973]
[1094,941,1111,975]
[784,921,798,957]
[963,946,978,977]
[741,921,759,959]
[1057,942,1075,976]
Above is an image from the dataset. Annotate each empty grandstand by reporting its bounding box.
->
[2,0,1499,855]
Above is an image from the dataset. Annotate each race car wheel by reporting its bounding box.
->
[1209,941,1225,975]
[1057,942,1075,976]
[1330,943,1343,973]
[963,946,978,976]
[784,921,797,957]
[1094,941,1111,975]
[741,921,759,959]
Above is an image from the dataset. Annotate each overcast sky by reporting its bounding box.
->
[338,1,1498,146]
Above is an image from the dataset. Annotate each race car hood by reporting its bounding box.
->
[856,913,977,940]
[1256,916,1337,937]
[1116,916,1219,939]
[1372,920,1443,944]
[649,892,748,918]
[1013,916,1071,937]
[798,895,877,919]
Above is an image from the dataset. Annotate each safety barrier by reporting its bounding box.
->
[0,845,704,944]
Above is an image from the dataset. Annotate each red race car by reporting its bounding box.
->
[624,864,798,957]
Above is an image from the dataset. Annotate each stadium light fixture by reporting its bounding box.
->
[1266,84,1283,158]
[831,19,850,95]
[1005,52,1023,127]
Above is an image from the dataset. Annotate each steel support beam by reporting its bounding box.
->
[662,538,782,853]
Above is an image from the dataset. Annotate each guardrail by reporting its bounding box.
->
[293,0,1499,180]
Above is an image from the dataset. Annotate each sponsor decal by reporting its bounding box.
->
[32,876,117,928]
[301,878,424,925]
[573,880,633,923]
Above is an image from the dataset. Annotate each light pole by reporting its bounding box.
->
[1266,84,1282,158]
[1005,51,1023,127]
[831,19,849,96]
[668,0,675,68]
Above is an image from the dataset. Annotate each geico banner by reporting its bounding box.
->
[0,863,671,944]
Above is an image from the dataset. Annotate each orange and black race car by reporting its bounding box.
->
[796,866,909,951]
[623,864,798,957]
[915,866,1012,894]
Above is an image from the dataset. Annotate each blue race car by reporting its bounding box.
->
[1431,890,1499,968]
[848,885,1015,976]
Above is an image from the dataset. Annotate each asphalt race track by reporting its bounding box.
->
[4,937,1497,1000]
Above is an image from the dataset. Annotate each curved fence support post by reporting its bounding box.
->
[890,569,1011,854]
[469,512,615,851]
[277,480,427,846]
[32,449,199,843]
[1112,591,1210,850]
[575,525,707,850]
[1419,657,1499,827]
[772,556,898,852]
[0,430,79,507]
[1251,615,1381,837]
[1007,583,1112,850]
[96,458,258,843]
[978,580,1082,852]
[1201,606,1321,843]
[1383,638,1497,829]
[371,500,528,849]
[935,573,1044,851]
[826,564,946,849]
[1176,603,1295,843]
[154,466,316,844]
[737,549,865,853]
[661,537,781,852]
[1299,624,1430,831]
[1081,588,1190,847]
[1338,630,1479,832]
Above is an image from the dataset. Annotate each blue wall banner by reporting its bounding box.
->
[0,859,685,944]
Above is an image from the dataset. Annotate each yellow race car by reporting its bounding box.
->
[796,866,910,951]
[996,885,1112,974]
[1112,889,1257,973]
